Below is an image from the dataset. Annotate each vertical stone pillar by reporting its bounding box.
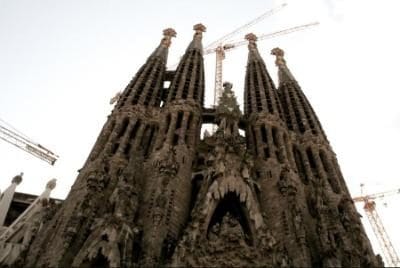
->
[0,173,23,226]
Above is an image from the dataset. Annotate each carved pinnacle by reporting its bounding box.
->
[223,81,233,90]
[46,178,57,190]
[271,47,286,67]
[245,33,258,42]
[12,172,23,184]
[245,33,257,49]
[193,23,207,33]
[161,28,177,48]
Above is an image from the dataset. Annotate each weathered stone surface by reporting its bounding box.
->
[3,28,381,268]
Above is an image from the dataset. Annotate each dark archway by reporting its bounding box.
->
[207,192,253,246]
[80,249,110,268]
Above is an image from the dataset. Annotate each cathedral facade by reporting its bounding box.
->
[2,24,382,267]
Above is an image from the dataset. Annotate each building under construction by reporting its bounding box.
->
[0,24,385,267]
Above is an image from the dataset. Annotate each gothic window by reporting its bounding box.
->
[306,147,316,170]
[263,147,270,159]
[144,64,162,106]
[207,192,253,246]
[172,134,179,146]
[185,113,193,144]
[165,114,171,134]
[193,54,202,102]
[251,127,258,156]
[319,150,341,193]
[261,125,268,143]
[253,63,263,112]
[132,66,153,105]
[139,125,152,155]
[288,88,305,133]
[293,146,308,184]
[278,90,294,130]
[259,63,273,114]
[124,120,141,157]
[129,120,141,141]
[272,127,279,147]
[117,118,129,138]
[175,111,184,130]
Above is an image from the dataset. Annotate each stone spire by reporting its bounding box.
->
[271,47,296,82]
[189,23,206,52]
[216,82,241,118]
[244,33,283,118]
[167,23,206,104]
[117,28,176,108]
[139,24,207,267]
[151,27,177,57]
[215,82,241,137]
[271,47,326,137]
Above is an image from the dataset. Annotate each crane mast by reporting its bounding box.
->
[353,186,400,267]
[165,4,319,113]
[0,120,58,165]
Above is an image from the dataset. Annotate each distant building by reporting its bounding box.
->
[0,24,382,267]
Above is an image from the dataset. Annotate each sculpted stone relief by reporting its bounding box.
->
[170,114,295,267]
[72,171,140,267]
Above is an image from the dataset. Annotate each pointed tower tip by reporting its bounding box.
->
[12,173,23,184]
[245,33,258,50]
[222,81,233,90]
[188,23,206,51]
[271,47,286,67]
[193,23,206,33]
[271,47,296,82]
[46,178,57,190]
[161,28,177,48]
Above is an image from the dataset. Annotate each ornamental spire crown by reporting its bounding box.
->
[161,28,177,48]
[190,23,206,51]
[271,47,296,83]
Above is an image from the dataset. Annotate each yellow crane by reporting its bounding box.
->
[353,184,400,267]
[203,21,319,107]
[0,118,58,165]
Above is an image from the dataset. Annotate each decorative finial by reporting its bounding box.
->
[245,33,257,49]
[223,81,233,90]
[12,172,23,185]
[46,178,57,190]
[271,47,296,82]
[271,47,286,67]
[161,28,177,48]
[193,23,206,34]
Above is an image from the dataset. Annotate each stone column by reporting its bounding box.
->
[0,173,23,226]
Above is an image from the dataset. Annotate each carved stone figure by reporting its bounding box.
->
[7,28,382,268]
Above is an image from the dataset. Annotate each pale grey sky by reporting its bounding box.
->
[1,0,399,261]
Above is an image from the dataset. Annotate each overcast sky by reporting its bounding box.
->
[1,0,399,261]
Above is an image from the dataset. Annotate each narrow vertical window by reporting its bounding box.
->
[293,146,307,184]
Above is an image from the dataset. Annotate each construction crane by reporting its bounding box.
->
[0,118,59,165]
[166,3,289,101]
[110,4,318,108]
[353,184,400,267]
[203,21,319,107]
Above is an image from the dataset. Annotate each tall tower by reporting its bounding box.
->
[243,33,310,266]
[138,23,206,266]
[12,27,383,268]
[23,28,176,268]
[271,46,380,267]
